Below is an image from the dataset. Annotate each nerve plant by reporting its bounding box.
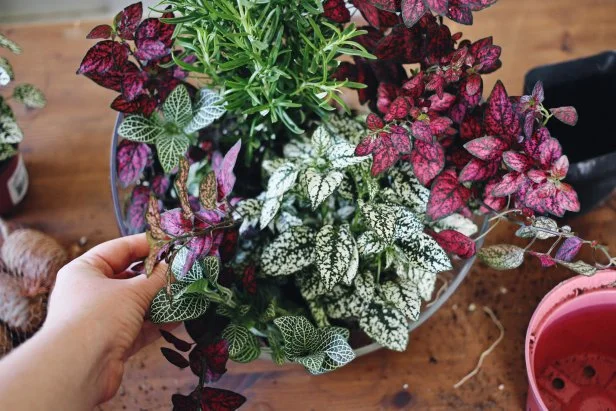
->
[0,33,46,162]
[76,0,615,409]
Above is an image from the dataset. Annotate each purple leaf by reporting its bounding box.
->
[126,186,150,233]
[463,136,508,161]
[86,24,112,40]
[401,0,427,27]
[550,106,578,126]
[134,39,169,61]
[555,236,583,262]
[76,41,128,75]
[116,140,151,187]
[458,158,499,182]
[483,80,520,141]
[161,330,192,352]
[215,140,241,200]
[115,2,143,40]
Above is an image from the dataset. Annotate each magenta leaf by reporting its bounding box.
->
[524,126,550,159]
[161,347,190,369]
[502,151,533,172]
[530,252,556,268]
[462,0,497,11]
[372,135,400,175]
[429,229,476,258]
[550,106,578,126]
[482,179,506,212]
[556,183,580,213]
[483,80,520,140]
[216,140,242,199]
[86,24,112,40]
[401,0,427,27]
[115,2,143,40]
[76,40,128,75]
[384,96,411,121]
[428,92,455,112]
[463,136,508,161]
[527,169,547,184]
[447,0,473,25]
[411,120,433,142]
[160,208,192,237]
[355,135,378,156]
[555,236,583,262]
[465,73,482,96]
[121,70,147,101]
[531,81,545,103]
[324,0,351,23]
[491,172,524,197]
[429,116,452,136]
[200,387,246,411]
[460,115,483,140]
[126,186,150,233]
[152,175,171,197]
[427,169,472,220]
[523,112,535,138]
[366,0,399,11]
[426,0,449,15]
[366,113,384,130]
[116,140,151,187]
[410,140,445,186]
[135,18,175,50]
[551,155,569,179]
[538,137,562,169]
[458,158,498,182]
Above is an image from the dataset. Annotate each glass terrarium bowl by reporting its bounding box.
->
[110,113,489,358]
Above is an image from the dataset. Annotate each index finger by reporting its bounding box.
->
[77,234,150,277]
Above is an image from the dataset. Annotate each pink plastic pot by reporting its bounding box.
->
[525,270,616,411]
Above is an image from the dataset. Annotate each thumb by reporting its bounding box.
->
[128,261,169,305]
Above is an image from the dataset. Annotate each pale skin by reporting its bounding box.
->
[0,234,175,410]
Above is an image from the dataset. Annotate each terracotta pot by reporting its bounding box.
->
[0,154,29,215]
[525,270,616,410]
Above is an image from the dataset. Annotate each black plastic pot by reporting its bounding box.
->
[524,51,616,214]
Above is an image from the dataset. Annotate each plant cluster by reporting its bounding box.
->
[77,0,615,409]
[0,33,46,162]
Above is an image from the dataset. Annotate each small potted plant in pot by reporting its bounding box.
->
[77,1,615,409]
[0,33,46,215]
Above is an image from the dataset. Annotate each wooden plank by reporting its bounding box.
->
[2,0,615,409]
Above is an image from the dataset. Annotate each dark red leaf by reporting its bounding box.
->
[77,40,128,75]
[465,73,482,96]
[410,140,445,186]
[135,17,175,50]
[111,94,157,115]
[460,115,483,140]
[411,120,433,142]
[116,140,151,187]
[491,172,525,197]
[351,0,382,29]
[385,96,411,121]
[483,80,520,140]
[429,229,476,258]
[550,106,578,126]
[523,112,535,138]
[372,135,400,175]
[134,39,169,61]
[84,70,124,92]
[323,0,351,23]
[161,330,192,352]
[502,151,533,172]
[219,229,239,263]
[200,387,246,411]
[366,113,385,130]
[161,347,190,369]
[426,0,449,15]
[401,0,427,27]
[86,24,112,40]
[356,136,378,156]
[376,83,399,114]
[463,136,508,161]
[427,169,471,220]
[378,9,402,28]
[189,339,229,382]
[538,137,562,169]
[242,265,257,295]
[172,391,200,411]
[555,236,583,262]
[458,158,499,182]
[121,70,147,101]
[115,2,143,40]
[475,45,501,72]
[447,1,473,25]
[482,179,506,212]
[366,0,400,11]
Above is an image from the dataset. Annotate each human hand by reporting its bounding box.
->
[43,234,174,405]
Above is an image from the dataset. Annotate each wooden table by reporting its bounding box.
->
[2,0,616,409]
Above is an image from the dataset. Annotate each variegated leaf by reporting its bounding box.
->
[324,272,375,319]
[390,165,430,214]
[393,205,423,240]
[357,231,386,256]
[435,213,478,237]
[478,244,525,270]
[199,171,217,209]
[297,269,330,300]
[359,296,408,352]
[221,324,261,363]
[119,115,164,143]
[184,88,225,133]
[403,267,437,301]
[304,168,344,210]
[515,217,558,240]
[359,201,396,244]
[259,195,282,229]
[315,224,358,290]
[266,162,300,198]
[397,232,452,273]
[234,198,262,234]
[555,260,597,276]
[311,125,333,153]
[273,316,320,359]
[12,84,46,109]
[0,57,13,86]
[0,115,23,144]
[275,211,303,233]
[150,283,209,323]
[327,142,370,169]
[381,280,421,321]
[261,226,315,276]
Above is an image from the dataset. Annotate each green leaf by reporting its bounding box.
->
[326,142,369,169]
[118,115,164,143]
[515,217,558,240]
[324,271,375,319]
[0,57,13,86]
[202,256,220,282]
[359,296,408,352]
[259,195,282,229]
[308,301,330,328]
[150,283,209,324]
[0,33,22,54]
[266,162,300,198]
[397,233,452,273]
[356,231,386,256]
[0,115,23,144]
[304,168,344,210]
[381,280,421,321]
[221,324,261,363]
[156,134,190,172]
[261,226,315,276]
[184,88,225,133]
[478,244,525,270]
[163,84,192,128]
[315,224,358,290]
[12,84,46,109]
[359,201,396,245]
[555,260,597,276]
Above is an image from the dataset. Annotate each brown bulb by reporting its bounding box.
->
[0,323,12,358]
[0,274,46,334]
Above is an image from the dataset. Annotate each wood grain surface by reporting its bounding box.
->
[2,0,615,409]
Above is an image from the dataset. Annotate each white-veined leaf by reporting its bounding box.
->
[156,134,190,172]
[478,244,525,270]
[359,296,408,352]
[184,88,225,133]
[316,330,354,366]
[221,324,261,363]
[119,115,164,143]
[304,168,344,210]
[261,226,315,276]
[163,84,192,128]
[273,316,320,359]
[150,283,209,323]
